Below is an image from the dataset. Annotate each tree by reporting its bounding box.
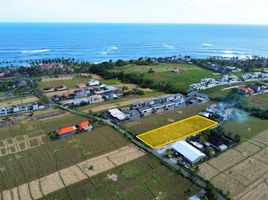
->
[164,149,173,158]
[234,134,241,143]
[204,183,218,200]
[147,68,155,73]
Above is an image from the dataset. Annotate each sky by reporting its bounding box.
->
[0,0,268,24]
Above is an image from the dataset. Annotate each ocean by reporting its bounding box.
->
[0,23,268,66]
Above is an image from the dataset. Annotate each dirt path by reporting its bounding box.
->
[0,144,145,200]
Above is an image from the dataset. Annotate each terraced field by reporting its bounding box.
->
[199,130,268,200]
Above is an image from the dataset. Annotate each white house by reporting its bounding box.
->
[108,108,127,121]
[87,80,100,87]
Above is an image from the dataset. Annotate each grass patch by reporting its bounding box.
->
[223,115,268,142]
[111,63,219,93]
[249,92,268,110]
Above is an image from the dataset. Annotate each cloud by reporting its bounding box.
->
[0,0,268,24]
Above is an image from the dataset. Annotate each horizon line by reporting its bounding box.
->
[0,22,268,26]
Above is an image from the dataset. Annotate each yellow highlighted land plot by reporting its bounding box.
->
[137,115,218,149]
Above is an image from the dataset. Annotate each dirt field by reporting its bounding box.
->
[122,102,211,136]
[199,129,268,199]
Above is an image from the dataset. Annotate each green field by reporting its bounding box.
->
[41,155,199,200]
[38,77,92,89]
[0,126,129,191]
[121,103,211,136]
[249,92,268,110]
[0,111,86,140]
[223,114,268,142]
[111,63,219,93]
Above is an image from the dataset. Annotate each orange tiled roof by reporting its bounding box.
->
[79,121,90,129]
[239,86,253,92]
[56,126,76,135]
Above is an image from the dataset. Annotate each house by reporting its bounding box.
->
[151,103,165,113]
[143,99,156,106]
[248,84,261,93]
[164,102,176,111]
[206,104,233,120]
[76,82,87,89]
[74,89,91,98]
[138,106,153,117]
[130,102,144,109]
[174,98,186,108]
[108,108,127,122]
[78,121,93,132]
[63,98,89,107]
[238,86,254,95]
[125,109,141,120]
[87,80,100,87]
[186,92,209,104]
[56,126,77,139]
[171,141,206,164]
[88,95,104,104]
[32,102,45,110]
[0,102,46,116]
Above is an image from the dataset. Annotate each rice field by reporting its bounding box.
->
[137,115,218,149]
[40,155,199,200]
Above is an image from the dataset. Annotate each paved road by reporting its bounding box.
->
[58,105,226,200]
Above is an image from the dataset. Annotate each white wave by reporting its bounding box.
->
[163,44,175,49]
[222,50,235,55]
[21,49,51,54]
[110,46,118,50]
[201,43,214,47]
[100,46,118,55]
[100,51,108,55]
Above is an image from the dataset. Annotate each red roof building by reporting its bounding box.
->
[238,86,253,95]
[78,121,93,131]
[56,126,77,138]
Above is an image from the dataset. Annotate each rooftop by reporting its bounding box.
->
[56,126,77,136]
[171,140,206,163]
